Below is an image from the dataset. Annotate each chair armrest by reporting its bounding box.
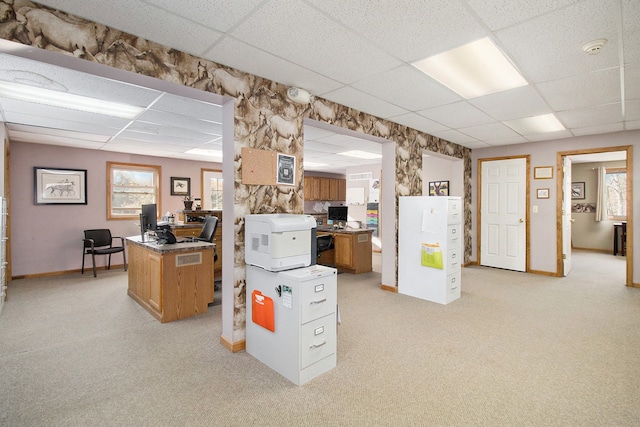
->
[83,238,95,249]
[112,236,126,247]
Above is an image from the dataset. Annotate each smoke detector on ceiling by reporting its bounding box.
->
[581,39,607,55]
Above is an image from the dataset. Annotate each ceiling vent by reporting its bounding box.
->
[581,39,607,55]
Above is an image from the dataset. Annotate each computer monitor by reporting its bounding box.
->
[327,205,348,223]
[141,203,158,233]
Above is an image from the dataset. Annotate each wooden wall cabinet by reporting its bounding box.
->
[304,177,346,201]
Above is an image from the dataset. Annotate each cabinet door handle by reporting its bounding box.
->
[310,298,327,305]
[309,341,327,349]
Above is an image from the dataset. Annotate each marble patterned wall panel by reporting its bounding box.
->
[2,2,472,343]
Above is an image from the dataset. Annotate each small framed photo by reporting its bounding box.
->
[170,177,191,196]
[534,166,554,179]
[428,180,449,196]
[34,167,87,205]
[571,182,585,200]
[536,188,550,199]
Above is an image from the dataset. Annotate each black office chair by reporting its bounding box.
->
[82,229,127,277]
[316,234,334,266]
[193,216,219,261]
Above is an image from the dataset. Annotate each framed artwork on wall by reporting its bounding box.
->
[536,188,550,199]
[34,167,87,205]
[171,177,191,196]
[571,182,585,199]
[534,166,554,179]
[429,180,449,196]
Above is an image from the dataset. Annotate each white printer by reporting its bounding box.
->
[244,214,317,271]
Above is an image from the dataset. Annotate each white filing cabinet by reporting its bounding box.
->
[246,264,337,385]
[398,196,462,304]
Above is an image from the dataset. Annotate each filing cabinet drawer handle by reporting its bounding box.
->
[310,298,327,305]
[309,341,327,349]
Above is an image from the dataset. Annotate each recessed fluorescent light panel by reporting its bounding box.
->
[412,37,528,99]
[186,148,222,159]
[0,81,144,119]
[503,114,565,135]
[338,150,382,160]
[303,161,328,168]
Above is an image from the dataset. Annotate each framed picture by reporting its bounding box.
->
[34,167,87,205]
[428,180,449,196]
[534,166,554,179]
[536,188,550,199]
[571,182,585,200]
[170,177,191,196]
[276,153,296,185]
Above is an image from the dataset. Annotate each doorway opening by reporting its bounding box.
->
[557,146,632,286]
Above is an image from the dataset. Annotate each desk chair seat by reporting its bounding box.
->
[82,229,127,277]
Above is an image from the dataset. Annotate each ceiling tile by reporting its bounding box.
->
[229,0,401,84]
[538,67,621,111]
[205,37,343,96]
[623,0,640,64]
[420,102,494,128]
[495,0,621,83]
[432,129,481,146]
[468,0,581,31]
[307,0,486,62]
[322,86,408,120]
[571,123,624,136]
[147,0,265,32]
[151,93,223,123]
[136,110,222,136]
[388,112,450,135]
[525,129,573,141]
[459,122,521,141]
[469,85,552,121]
[352,65,461,112]
[0,54,162,106]
[557,103,623,128]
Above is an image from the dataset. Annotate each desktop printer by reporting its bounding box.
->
[244,214,317,271]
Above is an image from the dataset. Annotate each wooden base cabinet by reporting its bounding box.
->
[127,237,214,323]
[171,224,222,280]
[317,229,373,274]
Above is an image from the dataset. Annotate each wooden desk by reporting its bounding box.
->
[126,236,215,323]
[317,228,374,274]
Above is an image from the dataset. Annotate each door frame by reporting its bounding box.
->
[556,145,633,286]
[477,155,530,272]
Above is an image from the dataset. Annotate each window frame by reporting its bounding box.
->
[605,167,626,221]
[107,161,162,220]
[201,168,223,210]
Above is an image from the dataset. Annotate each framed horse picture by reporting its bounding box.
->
[34,167,87,205]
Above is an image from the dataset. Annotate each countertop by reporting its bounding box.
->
[126,235,215,254]
[316,226,374,234]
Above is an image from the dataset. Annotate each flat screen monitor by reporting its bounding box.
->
[141,203,158,232]
[328,205,348,223]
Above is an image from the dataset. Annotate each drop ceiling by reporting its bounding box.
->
[0,0,638,174]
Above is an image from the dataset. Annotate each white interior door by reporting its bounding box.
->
[480,158,527,272]
[562,157,572,276]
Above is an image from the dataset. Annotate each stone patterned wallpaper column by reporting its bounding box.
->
[2,2,472,345]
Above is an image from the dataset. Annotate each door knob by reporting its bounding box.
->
[519,218,525,223]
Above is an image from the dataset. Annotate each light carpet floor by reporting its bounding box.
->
[0,251,638,426]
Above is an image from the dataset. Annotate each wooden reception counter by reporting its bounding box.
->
[126,236,215,323]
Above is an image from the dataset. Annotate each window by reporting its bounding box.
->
[201,169,223,210]
[107,162,161,220]
[605,168,626,220]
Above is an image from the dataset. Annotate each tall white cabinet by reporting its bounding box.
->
[398,196,462,305]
